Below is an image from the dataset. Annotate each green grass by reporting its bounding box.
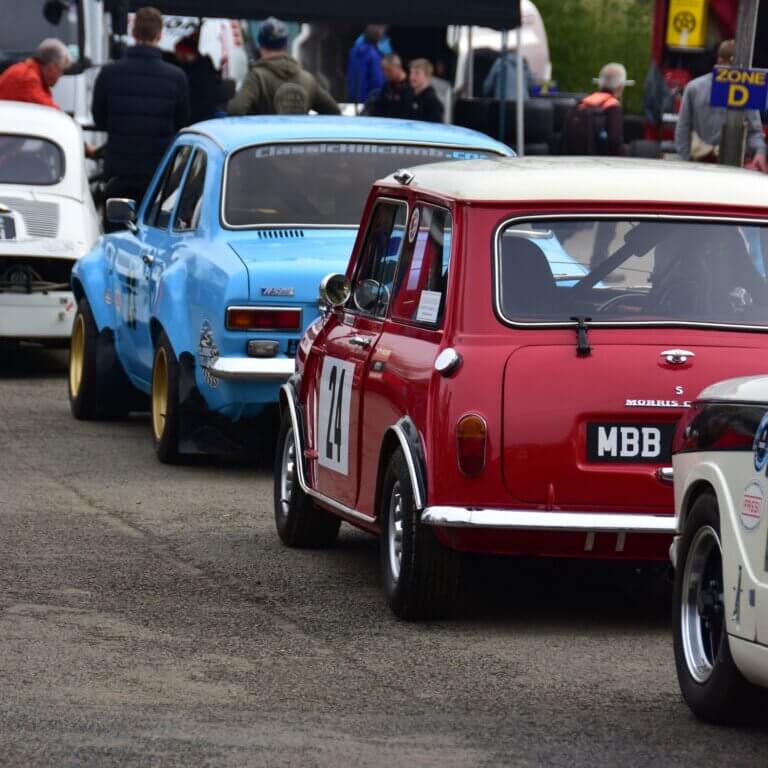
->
[535,0,653,114]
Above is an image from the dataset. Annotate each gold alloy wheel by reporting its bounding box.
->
[152,346,168,441]
[69,313,85,398]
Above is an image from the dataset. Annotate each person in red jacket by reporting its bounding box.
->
[0,39,71,109]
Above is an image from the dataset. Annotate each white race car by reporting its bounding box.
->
[0,102,100,345]
[672,376,768,724]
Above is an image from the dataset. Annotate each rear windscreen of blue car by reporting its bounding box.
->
[223,143,496,227]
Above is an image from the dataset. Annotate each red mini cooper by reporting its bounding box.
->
[274,157,768,618]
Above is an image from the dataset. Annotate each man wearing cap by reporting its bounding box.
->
[228,17,339,116]
[0,38,71,109]
[675,40,768,172]
[563,63,632,156]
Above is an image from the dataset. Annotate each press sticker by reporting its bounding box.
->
[408,208,420,242]
[741,481,763,531]
[416,290,441,323]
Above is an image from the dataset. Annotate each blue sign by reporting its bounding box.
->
[711,66,768,110]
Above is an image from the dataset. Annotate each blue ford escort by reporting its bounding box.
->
[68,116,511,461]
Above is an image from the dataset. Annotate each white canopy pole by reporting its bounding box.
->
[515,25,524,156]
[466,26,474,98]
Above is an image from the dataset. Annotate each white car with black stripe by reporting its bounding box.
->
[0,102,100,345]
[672,376,768,724]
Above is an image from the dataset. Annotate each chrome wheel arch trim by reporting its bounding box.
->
[280,383,375,525]
[279,384,428,524]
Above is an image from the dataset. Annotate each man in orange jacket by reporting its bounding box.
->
[562,63,633,156]
[0,39,71,109]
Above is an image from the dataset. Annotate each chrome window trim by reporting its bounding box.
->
[493,212,768,332]
[220,139,505,231]
[282,384,376,524]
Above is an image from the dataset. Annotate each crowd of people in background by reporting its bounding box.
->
[1,7,766,184]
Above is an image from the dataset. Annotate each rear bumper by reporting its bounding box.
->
[209,357,295,381]
[421,507,676,534]
[0,291,76,339]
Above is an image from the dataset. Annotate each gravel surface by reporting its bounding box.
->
[1,346,767,766]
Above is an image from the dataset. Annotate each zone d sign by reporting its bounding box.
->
[711,66,768,110]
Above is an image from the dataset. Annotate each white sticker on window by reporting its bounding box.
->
[317,356,355,475]
[416,290,441,323]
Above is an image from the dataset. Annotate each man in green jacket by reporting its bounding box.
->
[228,18,340,116]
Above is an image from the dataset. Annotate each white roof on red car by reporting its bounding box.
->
[382,156,768,209]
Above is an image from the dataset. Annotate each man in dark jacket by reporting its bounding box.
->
[172,31,219,124]
[407,59,444,123]
[228,17,339,116]
[370,54,412,119]
[92,6,190,222]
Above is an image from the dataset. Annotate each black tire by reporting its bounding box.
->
[672,491,768,724]
[151,331,181,464]
[273,414,341,548]
[69,297,132,420]
[379,448,460,620]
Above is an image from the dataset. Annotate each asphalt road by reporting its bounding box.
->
[2,346,767,767]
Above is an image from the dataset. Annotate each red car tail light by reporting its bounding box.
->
[456,414,487,477]
[226,306,302,331]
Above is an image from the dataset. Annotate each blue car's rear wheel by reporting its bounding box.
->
[151,332,181,464]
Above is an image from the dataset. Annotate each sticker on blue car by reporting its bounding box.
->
[198,320,220,388]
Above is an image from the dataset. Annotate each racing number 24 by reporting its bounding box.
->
[317,357,354,475]
[325,366,345,462]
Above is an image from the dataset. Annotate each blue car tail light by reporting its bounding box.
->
[226,306,302,332]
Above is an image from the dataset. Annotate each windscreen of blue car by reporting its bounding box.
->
[223,142,496,227]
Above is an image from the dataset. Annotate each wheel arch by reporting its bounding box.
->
[71,255,113,332]
[374,416,428,521]
[681,479,717,529]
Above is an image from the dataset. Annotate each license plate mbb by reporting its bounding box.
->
[586,422,675,463]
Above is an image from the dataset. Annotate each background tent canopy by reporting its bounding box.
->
[126,0,521,28]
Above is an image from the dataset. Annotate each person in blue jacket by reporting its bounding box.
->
[347,25,386,104]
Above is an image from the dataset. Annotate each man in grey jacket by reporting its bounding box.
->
[675,39,767,171]
[227,18,339,116]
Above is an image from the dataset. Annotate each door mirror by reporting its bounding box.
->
[106,198,137,232]
[319,273,351,308]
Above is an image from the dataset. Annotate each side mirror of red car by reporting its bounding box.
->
[319,273,351,310]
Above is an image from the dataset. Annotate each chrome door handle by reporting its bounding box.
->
[349,335,371,348]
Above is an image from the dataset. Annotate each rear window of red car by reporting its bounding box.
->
[496,218,768,329]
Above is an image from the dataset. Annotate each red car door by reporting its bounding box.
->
[312,199,408,509]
